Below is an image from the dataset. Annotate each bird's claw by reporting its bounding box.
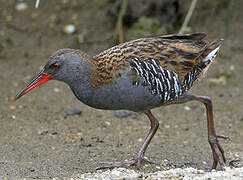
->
[209,135,226,170]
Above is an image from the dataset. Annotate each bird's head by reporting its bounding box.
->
[15,48,90,100]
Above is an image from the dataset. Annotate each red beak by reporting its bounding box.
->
[15,69,51,100]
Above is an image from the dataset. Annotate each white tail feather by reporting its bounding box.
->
[203,46,220,64]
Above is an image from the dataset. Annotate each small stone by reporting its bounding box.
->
[114,110,134,118]
[234,153,239,158]
[164,159,169,163]
[62,109,82,117]
[165,125,170,128]
[105,121,111,126]
[77,132,83,136]
[54,87,60,92]
[9,105,16,110]
[62,24,76,35]
[37,129,49,135]
[16,2,28,11]
[184,106,191,111]
[230,65,235,71]
[111,169,122,176]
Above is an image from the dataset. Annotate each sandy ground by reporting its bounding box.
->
[0,0,242,179]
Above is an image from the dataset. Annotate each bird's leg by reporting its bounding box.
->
[96,110,159,170]
[175,94,226,170]
[193,95,226,170]
[135,110,159,165]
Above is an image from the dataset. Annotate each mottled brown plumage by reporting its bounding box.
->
[91,33,220,87]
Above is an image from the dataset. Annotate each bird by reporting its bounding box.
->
[15,33,227,170]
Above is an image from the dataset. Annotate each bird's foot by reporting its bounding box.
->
[209,135,227,170]
[96,156,155,170]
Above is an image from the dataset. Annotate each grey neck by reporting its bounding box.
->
[64,62,94,106]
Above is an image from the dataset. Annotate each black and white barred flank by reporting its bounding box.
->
[182,45,221,91]
[182,68,200,91]
[130,58,184,104]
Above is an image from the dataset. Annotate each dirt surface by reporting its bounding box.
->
[0,0,242,179]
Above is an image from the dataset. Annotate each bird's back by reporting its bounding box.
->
[93,33,221,85]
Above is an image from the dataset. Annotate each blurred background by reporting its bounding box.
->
[0,0,242,178]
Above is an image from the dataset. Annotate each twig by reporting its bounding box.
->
[35,0,40,8]
[116,0,128,43]
[178,0,198,34]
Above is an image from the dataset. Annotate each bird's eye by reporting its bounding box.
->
[51,63,60,69]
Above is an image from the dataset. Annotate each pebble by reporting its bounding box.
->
[9,105,16,110]
[165,125,170,128]
[54,87,60,93]
[62,24,76,35]
[184,106,191,111]
[37,129,49,135]
[62,109,82,117]
[111,169,122,176]
[15,2,28,11]
[114,110,134,118]
[105,121,111,126]
[183,140,188,144]
[230,65,235,71]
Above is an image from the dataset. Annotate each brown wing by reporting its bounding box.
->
[92,33,209,87]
